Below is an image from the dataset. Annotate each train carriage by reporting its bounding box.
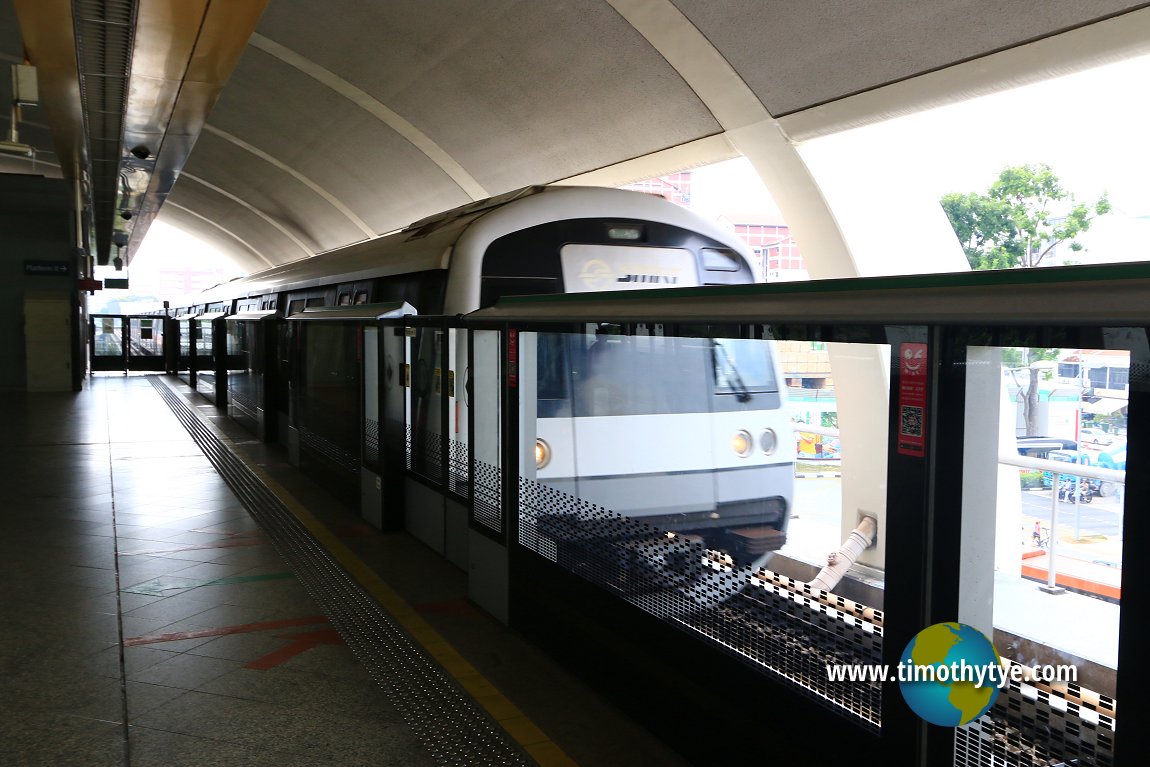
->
[162,185,795,594]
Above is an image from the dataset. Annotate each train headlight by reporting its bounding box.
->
[535,438,551,469]
[731,430,753,458]
[760,428,778,455]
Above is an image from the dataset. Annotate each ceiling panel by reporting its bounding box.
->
[203,46,473,240]
[165,181,316,268]
[253,0,722,194]
[673,0,1147,115]
[10,1,1150,276]
[180,129,368,253]
[155,206,270,276]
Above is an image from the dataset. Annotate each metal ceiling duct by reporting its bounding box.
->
[72,0,136,266]
[14,0,267,267]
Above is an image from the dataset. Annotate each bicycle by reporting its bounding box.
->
[1031,522,1050,549]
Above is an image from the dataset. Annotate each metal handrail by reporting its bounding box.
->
[999,452,1126,484]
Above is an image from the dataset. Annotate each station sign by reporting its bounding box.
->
[23,259,71,277]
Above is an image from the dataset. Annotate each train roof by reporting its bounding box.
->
[171,185,752,309]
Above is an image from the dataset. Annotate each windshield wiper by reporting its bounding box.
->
[712,340,752,402]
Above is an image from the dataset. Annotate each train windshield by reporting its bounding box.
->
[537,331,776,418]
[712,339,777,397]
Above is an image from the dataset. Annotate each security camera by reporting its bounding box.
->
[112,231,129,247]
[130,145,150,160]
[120,210,133,220]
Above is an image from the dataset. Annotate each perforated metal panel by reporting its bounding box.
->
[408,426,443,484]
[299,425,360,477]
[954,665,1116,767]
[364,417,380,464]
[518,475,883,729]
[448,437,469,497]
[472,459,502,535]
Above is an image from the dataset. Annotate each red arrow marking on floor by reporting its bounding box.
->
[245,628,345,670]
[124,615,328,647]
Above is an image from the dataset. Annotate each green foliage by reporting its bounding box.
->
[1001,348,1024,368]
[940,164,1110,270]
[1019,470,1043,489]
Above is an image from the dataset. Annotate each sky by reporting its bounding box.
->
[796,51,1150,266]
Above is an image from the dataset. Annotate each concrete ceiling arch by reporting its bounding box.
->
[4,0,1150,274]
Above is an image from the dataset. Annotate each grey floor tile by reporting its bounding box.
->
[129,725,328,767]
[0,713,126,767]
[180,601,308,629]
[124,681,190,719]
[126,652,244,690]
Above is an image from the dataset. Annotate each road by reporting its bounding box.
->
[1020,489,1123,537]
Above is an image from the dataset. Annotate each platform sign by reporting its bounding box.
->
[23,259,71,277]
[897,342,928,457]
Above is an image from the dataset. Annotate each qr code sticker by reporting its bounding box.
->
[900,405,923,437]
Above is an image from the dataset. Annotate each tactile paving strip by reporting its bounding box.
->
[150,377,533,766]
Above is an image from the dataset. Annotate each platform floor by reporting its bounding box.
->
[0,376,686,766]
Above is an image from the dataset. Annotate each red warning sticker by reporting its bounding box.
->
[897,343,928,457]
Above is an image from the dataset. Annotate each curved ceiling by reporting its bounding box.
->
[4,1,1150,275]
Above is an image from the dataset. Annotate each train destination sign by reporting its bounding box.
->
[23,259,71,277]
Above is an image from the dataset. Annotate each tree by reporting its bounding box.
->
[941,164,1111,271]
[1002,347,1061,436]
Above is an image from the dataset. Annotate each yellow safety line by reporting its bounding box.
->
[220,438,577,766]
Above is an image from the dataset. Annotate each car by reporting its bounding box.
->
[1079,428,1114,446]
[1095,445,1127,497]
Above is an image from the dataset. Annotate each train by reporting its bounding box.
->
[155,184,795,601]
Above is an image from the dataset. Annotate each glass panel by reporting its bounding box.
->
[293,322,363,504]
[178,320,192,359]
[955,341,1134,766]
[195,319,216,397]
[177,319,194,385]
[518,328,888,729]
[406,326,443,485]
[226,320,262,433]
[363,326,380,473]
[448,328,469,497]
[472,330,502,535]
[195,319,213,358]
[93,317,123,357]
[128,318,162,357]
